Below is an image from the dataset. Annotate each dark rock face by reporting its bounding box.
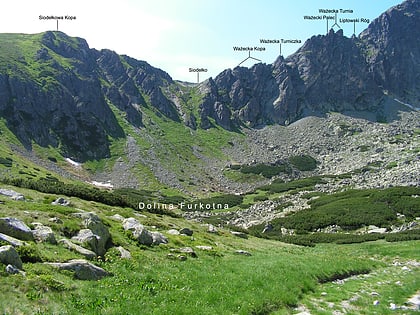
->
[359,0,420,104]
[197,0,419,129]
[0,31,179,161]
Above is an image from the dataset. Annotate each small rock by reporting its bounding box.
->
[48,217,63,224]
[234,250,252,256]
[370,291,380,296]
[402,266,410,271]
[178,255,187,261]
[179,228,193,236]
[262,223,273,233]
[207,224,218,233]
[167,229,180,235]
[151,232,168,245]
[230,231,248,239]
[389,303,397,310]
[178,247,197,258]
[167,253,176,260]
[0,245,23,270]
[195,245,213,251]
[51,197,71,206]
[321,292,328,296]
[5,264,20,275]
[116,246,131,259]
[373,300,380,306]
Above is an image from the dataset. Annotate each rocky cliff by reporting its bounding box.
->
[197,0,419,129]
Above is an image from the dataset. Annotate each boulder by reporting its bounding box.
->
[262,223,273,233]
[0,217,34,241]
[408,292,420,310]
[122,217,141,231]
[0,245,23,269]
[122,218,153,246]
[179,228,193,236]
[151,232,168,245]
[46,259,109,280]
[5,264,21,275]
[178,247,197,258]
[116,246,131,259]
[234,249,252,256]
[0,232,25,247]
[73,212,110,255]
[0,189,24,201]
[48,217,63,224]
[230,231,248,239]
[71,229,103,255]
[59,239,96,260]
[32,223,57,244]
[51,197,71,206]
[132,226,153,246]
[207,224,218,234]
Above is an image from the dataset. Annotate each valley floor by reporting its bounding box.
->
[0,185,419,314]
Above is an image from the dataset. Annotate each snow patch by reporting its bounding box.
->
[394,98,420,111]
[65,158,82,167]
[91,181,114,189]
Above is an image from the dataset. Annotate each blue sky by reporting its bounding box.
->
[1,0,403,82]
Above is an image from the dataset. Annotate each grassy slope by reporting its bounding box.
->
[0,185,418,314]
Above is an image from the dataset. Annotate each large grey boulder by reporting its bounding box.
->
[0,245,23,269]
[73,212,110,255]
[46,259,109,280]
[32,223,57,244]
[0,217,34,241]
[122,218,153,246]
[59,239,96,260]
